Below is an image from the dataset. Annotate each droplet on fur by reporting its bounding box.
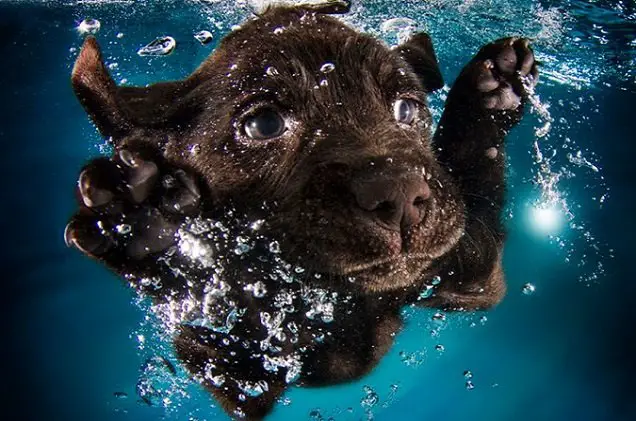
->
[418,285,434,300]
[237,379,269,397]
[251,281,267,298]
[320,62,335,73]
[116,224,132,235]
[269,241,281,254]
[266,66,279,77]
[485,147,498,159]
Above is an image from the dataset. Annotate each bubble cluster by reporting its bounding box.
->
[127,212,351,412]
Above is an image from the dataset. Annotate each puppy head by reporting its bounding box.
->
[72,7,464,293]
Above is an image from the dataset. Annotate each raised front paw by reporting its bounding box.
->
[64,149,201,275]
[469,37,538,110]
[450,37,538,116]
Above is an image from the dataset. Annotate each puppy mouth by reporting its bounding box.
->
[340,254,431,291]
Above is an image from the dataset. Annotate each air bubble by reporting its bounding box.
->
[136,356,177,407]
[361,385,379,410]
[266,66,279,77]
[380,17,417,44]
[194,30,213,45]
[269,241,281,254]
[522,283,536,295]
[137,36,176,56]
[77,18,101,35]
[237,379,269,398]
[418,285,434,300]
[116,224,132,235]
[251,281,267,298]
[432,312,446,322]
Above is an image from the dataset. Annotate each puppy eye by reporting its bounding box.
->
[243,108,286,140]
[393,99,418,125]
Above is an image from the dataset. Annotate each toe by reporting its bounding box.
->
[475,60,500,92]
[77,158,121,208]
[118,150,159,204]
[516,39,535,76]
[65,215,113,256]
[494,39,518,75]
[161,170,201,214]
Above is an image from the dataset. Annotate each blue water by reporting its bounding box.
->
[2,1,634,420]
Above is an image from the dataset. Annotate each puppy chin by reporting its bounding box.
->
[344,255,433,293]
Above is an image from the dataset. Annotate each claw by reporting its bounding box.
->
[119,149,139,168]
[64,218,113,255]
[78,169,114,207]
[64,223,75,247]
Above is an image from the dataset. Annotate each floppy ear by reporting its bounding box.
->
[397,32,444,93]
[72,36,131,138]
[72,37,192,141]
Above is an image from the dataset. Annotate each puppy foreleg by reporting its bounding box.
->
[429,38,538,309]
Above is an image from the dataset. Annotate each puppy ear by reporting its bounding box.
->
[72,37,193,142]
[397,33,444,93]
[72,36,132,138]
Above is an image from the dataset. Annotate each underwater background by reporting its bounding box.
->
[2,0,635,420]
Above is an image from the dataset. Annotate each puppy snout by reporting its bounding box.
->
[352,173,430,232]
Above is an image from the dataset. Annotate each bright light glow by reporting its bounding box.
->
[530,204,562,234]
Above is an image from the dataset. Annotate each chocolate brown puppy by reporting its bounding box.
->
[65,4,538,420]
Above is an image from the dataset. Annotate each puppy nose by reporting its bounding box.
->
[352,174,430,231]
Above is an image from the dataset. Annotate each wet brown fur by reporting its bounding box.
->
[68,5,537,420]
